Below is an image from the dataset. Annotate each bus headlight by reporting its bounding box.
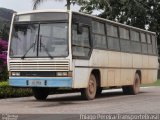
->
[56,72,68,77]
[11,72,20,76]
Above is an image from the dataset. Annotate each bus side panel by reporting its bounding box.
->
[141,70,149,84]
[148,56,158,68]
[121,53,132,68]
[120,53,133,86]
[108,51,121,68]
[147,56,158,83]
[101,69,108,87]
[90,50,121,87]
[90,50,109,67]
[90,50,109,87]
[72,60,91,88]
[141,55,149,84]
[132,54,143,68]
[120,69,133,86]
[107,51,121,86]
[142,55,149,68]
[147,70,157,84]
[101,69,121,87]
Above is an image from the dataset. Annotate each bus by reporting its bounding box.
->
[8,10,159,100]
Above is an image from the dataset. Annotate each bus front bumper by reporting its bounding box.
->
[9,77,72,88]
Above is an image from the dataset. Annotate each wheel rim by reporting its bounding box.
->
[87,75,96,98]
[89,79,95,94]
[134,74,140,94]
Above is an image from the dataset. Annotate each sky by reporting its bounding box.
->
[0,0,80,12]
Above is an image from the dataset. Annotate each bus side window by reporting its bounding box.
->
[92,21,107,49]
[141,32,148,54]
[119,27,130,52]
[107,24,119,50]
[151,35,157,55]
[72,24,90,58]
[130,30,141,53]
[147,34,153,54]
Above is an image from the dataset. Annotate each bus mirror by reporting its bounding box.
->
[77,24,83,34]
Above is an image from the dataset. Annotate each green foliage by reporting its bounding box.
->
[0,81,8,86]
[0,82,33,98]
[141,80,160,87]
[75,0,160,52]
[32,0,73,10]
[77,0,147,28]
[0,22,10,40]
[0,66,8,81]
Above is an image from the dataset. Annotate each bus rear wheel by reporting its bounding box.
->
[96,87,103,97]
[81,74,97,100]
[122,73,140,95]
[32,88,49,100]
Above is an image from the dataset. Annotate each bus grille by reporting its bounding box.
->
[9,60,70,71]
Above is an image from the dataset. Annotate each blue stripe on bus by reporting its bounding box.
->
[9,77,72,87]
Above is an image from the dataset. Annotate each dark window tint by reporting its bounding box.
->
[120,40,130,52]
[108,37,120,50]
[72,24,90,57]
[141,33,146,43]
[92,21,105,34]
[141,43,148,54]
[119,27,129,40]
[93,35,107,49]
[152,35,156,54]
[131,30,140,41]
[73,25,90,47]
[147,34,152,44]
[73,47,90,57]
[148,44,153,54]
[131,42,141,53]
[92,21,107,49]
[119,27,130,52]
[141,33,148,54]
[107,24,118,37]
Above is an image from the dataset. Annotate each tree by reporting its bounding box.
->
[0,24,10,40]
[33,0,72,10]
[76,0,148,29]
[0,39,8,81]
[0,39,7,66]
[76,0,160,49]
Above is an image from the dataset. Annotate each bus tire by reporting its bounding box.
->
[122,86,131,95]
[32,87,49,100]
[122,73,140,95]
[96,87,103,97]
[81,74,97,100]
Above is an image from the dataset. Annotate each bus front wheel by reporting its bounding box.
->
[32,88,49,100]
[81,74,97,100]
[122,73,140,95]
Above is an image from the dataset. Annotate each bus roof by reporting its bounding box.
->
[15,9,69,15]
[15,9,156,35]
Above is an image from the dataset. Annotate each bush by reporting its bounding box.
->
[0,39,8,81]
[0,81,33,98]
[0,66,8,81]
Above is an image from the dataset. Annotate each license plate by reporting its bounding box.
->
[28,80,45,86]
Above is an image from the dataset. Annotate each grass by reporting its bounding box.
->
[141,80,160,87]
[0,81,33,98]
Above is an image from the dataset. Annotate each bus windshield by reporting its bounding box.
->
[10,22,68,58]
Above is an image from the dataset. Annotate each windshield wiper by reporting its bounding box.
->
[40,36,53,59]
[21,39,37,59]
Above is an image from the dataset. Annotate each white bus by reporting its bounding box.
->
[8,10,159,100]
